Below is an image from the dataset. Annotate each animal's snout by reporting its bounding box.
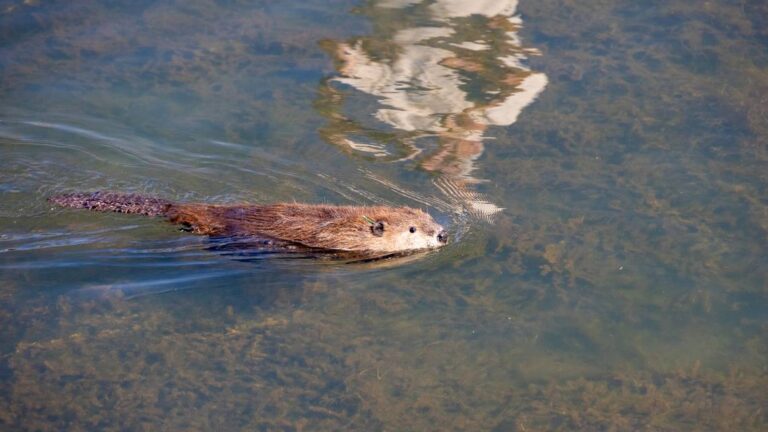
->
[437,230,448,244]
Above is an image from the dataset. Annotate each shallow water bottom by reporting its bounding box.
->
[1,0,768,430]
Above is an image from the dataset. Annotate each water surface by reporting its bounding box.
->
[1,0,767,430]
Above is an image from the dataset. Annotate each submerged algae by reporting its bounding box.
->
[1,283,766,431]
[0,0,767,430]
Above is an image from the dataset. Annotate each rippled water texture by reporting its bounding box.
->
[1,0,767,430]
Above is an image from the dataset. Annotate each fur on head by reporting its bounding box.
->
[231,204,448,253]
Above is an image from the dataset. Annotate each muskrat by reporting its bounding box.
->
[48,191,448,254]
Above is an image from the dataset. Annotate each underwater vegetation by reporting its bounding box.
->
[0,0,766,430]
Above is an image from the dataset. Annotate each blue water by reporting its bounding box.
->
[1,0,767,430]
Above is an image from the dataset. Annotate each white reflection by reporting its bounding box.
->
[320,0,547,218]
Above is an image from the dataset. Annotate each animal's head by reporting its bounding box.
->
[259,204,448,253]
[335,207,448,253]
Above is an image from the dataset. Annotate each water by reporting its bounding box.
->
[1,0,767,430]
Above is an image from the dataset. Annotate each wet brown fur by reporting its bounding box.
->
[49,192,445,253]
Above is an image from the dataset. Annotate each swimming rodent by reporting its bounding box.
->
[48,191,448,254]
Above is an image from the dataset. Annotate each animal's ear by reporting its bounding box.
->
[371,221,385,237]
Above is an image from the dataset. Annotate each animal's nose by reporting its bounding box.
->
[437,230,448,244]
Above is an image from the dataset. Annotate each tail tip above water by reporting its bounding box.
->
[48,191,171,217]
[48,192,92,208]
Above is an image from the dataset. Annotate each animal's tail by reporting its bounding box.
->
[48,191,174,217]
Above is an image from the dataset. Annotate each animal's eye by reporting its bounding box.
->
[371,221,385,237]
[409,226,416,233]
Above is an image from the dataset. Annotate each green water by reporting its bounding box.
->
[1,0,767,430]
